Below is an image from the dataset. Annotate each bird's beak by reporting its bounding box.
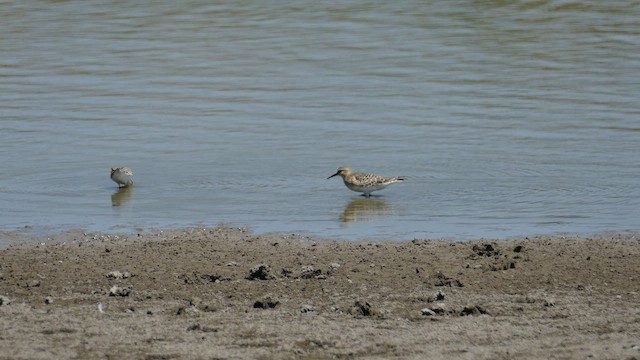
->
[327,171,339,179]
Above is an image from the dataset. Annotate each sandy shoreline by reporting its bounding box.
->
[1,227,639,359]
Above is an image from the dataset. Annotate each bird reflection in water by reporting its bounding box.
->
[111,186,132,206]
[339,197,394,223]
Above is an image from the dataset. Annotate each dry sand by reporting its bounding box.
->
[1,227,639,359]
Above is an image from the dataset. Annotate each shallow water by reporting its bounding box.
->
[1,1,639,245]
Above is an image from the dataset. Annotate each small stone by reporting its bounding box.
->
[176,306,199,316]
[253,296,279,309]
[44,296,53,305]
[281,268,293,277]
[106,271,131,280]
[421,308,436,316]
[26,280,41,288]
[350,301,375,317]
[422,303,447,316]
[0,295,11,306]
[109,286,131,297]
[301,305,316,314]
[472,243,500,257]
[246,264,274,280]
[432,272,464,287]
[301,266,321,279]
[460,305,488,316]
[431,303,447,314]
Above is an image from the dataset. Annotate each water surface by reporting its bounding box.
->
[1,1,639,245]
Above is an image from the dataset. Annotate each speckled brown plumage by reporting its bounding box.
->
[327,166,404,197]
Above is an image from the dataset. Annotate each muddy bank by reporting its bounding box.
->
[1,227,639,359]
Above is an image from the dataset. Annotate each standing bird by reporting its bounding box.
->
[110,167,133,188]
[327,166,404,197]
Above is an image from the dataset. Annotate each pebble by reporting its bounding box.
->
[422,303,447,316]
[300,266,322,279]
[246,264,274,280]
[460,305,488,316]
[421,308,436,316]
[327,263,341,275]
[106,271,131,280]
[350,301,375,317]
[253,296,279,309]
[300,305,316,313]
[109,286,131,297]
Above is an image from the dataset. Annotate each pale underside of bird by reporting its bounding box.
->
[327,166,404,197]
[110,167,133,188]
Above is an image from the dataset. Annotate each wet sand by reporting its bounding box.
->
[1,227,639,359]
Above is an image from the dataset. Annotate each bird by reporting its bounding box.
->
[110,167,133,188]
[327,166,404,197]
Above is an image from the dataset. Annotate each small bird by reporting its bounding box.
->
[327,166,404,197]
[110,167,133,188]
